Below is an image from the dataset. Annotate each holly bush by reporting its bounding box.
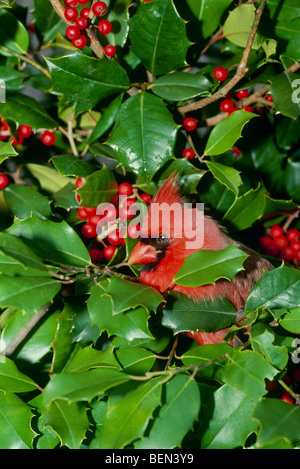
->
[0,0,300,451]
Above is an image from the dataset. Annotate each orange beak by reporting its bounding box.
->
[128,241,158,265]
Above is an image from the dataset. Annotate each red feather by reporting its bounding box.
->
[129,173,272,346]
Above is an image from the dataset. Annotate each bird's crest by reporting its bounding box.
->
[152,172,183,206]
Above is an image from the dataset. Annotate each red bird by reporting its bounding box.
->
[128,174,272,346]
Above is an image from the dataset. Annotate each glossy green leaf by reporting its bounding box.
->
[88,93,124,144]
[275,18,300,61]
[107,92,178,182]
[200,384,258,449]
[151,72,212,101]
[0,356,38,393]
[98,378,163,449]
[0,9,29,54]
[181,0,233,39]
[245,264,300,312]
[162,292,237,333]
[104,277,163,315]
[206,161,242,196]
[0,391,36,449]
[63,344,120,374]
[0,93,57,130]
[250,322,288,370]
[50,155,96,178]
[43,367,131,407]
[43,400,89,449]
[87,285,153,341]
[26,164,72,194]
[4,184,52,220]
[7,214,90,268]
[135,375,200,449]
[270,72,300,119]
[204,110,257,156]
[115,347,156,375]
[128,0,191,75]
[253,398,300,447]
[174,243,248,287]
[45,53,130,112]
[0,141,18,164]
[0,274,61,312]
[223,4,260,49]
[278,307,300,334]
[77,165,118,208]
[223,349,278,398]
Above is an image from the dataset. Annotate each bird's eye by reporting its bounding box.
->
[158,233,170,242]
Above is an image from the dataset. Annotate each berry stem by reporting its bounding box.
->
[178,0,268,116]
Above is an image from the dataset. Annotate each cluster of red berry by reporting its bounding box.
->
[0,117,56,147]
[75,178,151,262]
[260,223,300,265]
[63,0,116,56]
[266,369,300,404]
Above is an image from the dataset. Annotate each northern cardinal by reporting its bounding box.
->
[128,173,273,346]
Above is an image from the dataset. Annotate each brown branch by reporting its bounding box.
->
[178,0,267,116]
[48,0,105,59]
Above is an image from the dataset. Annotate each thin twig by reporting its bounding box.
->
[0,45,50,77]
[178,0,267,116]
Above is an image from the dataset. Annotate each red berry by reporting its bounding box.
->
[10,134,24,146]
[98,19,112,34]
[280,394,294,404]
[0,174,9,189]
[89,248,103,263]
[75,177,85,188]
[183,117,197,132]
[291,240,300,252]
[266,380,278,392]
[97,203,118,222]
[127,223,140,239]
[82,222,97,238]
[89,214,104,227]
[220,99,234,113]
[282,374,291,385]
[77,207,88,219]
[140,193,151,204]
[41,131,56,146]
[76,17,88,29]
[78,0,89,4]
[118,182,133,196]
[107,229,123,246]
[280,247,296,262]
[64,0,78,6]
[259,236,272,249]
[104,45,116,57]
[83,207,97,216]
[92,1,107,16]
[232,146,241,155]
[103,245,117,259]
[80,7,91,18]
[270,224,284,239]
[228,108,238,115]
[64,7,79,21]
[291,368,300,383]
[213,66,228,81]
[182,148,195,160]
[243,106,254,113]
[236,89,249,99]
[66,25,81,40]
[0,121,9,141]
[18,125,32,139]
[287,228,300,242]
[273,235,289,250]
[72,35,87,49]
[264,243,279,257]
[265,94,273,102]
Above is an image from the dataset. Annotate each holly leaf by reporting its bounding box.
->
[77,165,118,208]
[0,141,18,164]
[45,53,130,112]
[0,356,38,393]
[206,161,242,196]
[128,0,191,76]
[162,292,237,333]
[107,92,178,182]
[204,110,257,156]
[223,4,260,49]
[151,71,212,101]
[0,9,29,54]
[173,244,248,287]
[7,214,90,268]
[4,184,52,220]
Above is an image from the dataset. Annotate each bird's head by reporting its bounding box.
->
[128,173,207,290]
